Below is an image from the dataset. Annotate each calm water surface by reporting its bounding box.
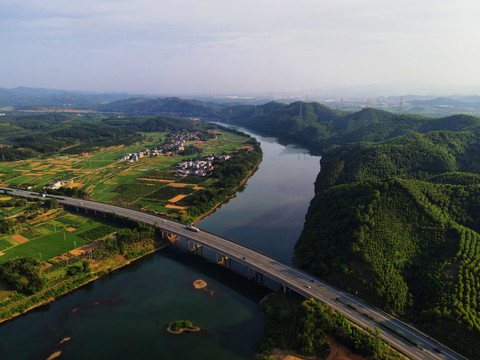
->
[198,127,321,263]
[0,128,320,360]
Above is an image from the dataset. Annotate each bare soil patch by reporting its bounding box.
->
[12,234,29,244]
[325,335,368,360]
[69,239,102,256]
[66,227,76,232]
[46,351,62,360]
[166,204,188,210]
[169,183,188,188]
[267,336,369,360]
[41,262,53,270]
[169,194,188,203]
[0,197,12,201]
[137,178,171,183]
[193,279,207,289]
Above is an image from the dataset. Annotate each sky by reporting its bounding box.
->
[1,0,480,96]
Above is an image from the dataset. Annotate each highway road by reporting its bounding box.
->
[0,187,467,360]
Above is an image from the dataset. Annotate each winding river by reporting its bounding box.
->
[0,128,321,360]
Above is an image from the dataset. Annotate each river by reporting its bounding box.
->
[0,128,321,360]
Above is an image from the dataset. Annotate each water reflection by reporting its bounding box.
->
[198,125,321,264]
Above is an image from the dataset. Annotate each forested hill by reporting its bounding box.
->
[95,97,222,118]
[0,113,215,161]
[223,101,343,150]
[0,86,130,109]
[215,99,480,358]
[268,106,480,358]
[224,101,480,152]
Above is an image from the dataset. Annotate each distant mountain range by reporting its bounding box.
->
[94,97,225,118]
[408,96,480,109]
[0,87,133,109]
[3,86,480,119]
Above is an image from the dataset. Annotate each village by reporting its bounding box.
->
[176,154,231,177]
[118,131,206,162]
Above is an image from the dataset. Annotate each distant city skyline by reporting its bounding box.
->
[2,0,480,96]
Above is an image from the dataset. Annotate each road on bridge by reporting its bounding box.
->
[0,187,466,360]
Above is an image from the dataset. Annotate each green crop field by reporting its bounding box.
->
[0,198,127,263]
[0,231,88,263]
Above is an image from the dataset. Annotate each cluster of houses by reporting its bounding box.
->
[160,132,204,154]
[120,148,162,162]
[160,141,185,154]
[119,132,207,162]
[176,154,231,177]
[46,179,73,190]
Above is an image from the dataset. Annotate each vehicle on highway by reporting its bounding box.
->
[186,225,200,232]
[242,256,247,260]
[305,285,311,289]
[310,279,316,283]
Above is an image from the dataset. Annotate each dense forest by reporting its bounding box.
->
[0,113,217,161]
[259,293,402,360]
[223,101,480,358]
[94,96,223,118]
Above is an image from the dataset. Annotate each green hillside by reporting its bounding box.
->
[222,101,480,358]
[95,96,222,118]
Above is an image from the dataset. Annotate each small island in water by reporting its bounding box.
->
[167,320,201,334]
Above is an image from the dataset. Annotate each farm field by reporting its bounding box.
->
[0,129,251,218]
[0,200,121,265]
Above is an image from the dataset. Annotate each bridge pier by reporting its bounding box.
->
[216,254,231,269]
[254,271,264,284]
[246,267,264,283]
[191,243,203,256]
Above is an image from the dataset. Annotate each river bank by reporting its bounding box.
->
[0,145,262,324]
[0,240,170,325]
[0,127,320,360]
[191,159,261,224]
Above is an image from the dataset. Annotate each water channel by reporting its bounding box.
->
[0,127,321,360]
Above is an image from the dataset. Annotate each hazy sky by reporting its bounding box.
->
[2,0,480,96]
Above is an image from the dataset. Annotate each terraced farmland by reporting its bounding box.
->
[0,129,251,218]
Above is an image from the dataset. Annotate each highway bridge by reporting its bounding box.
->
[0,186,466,360]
